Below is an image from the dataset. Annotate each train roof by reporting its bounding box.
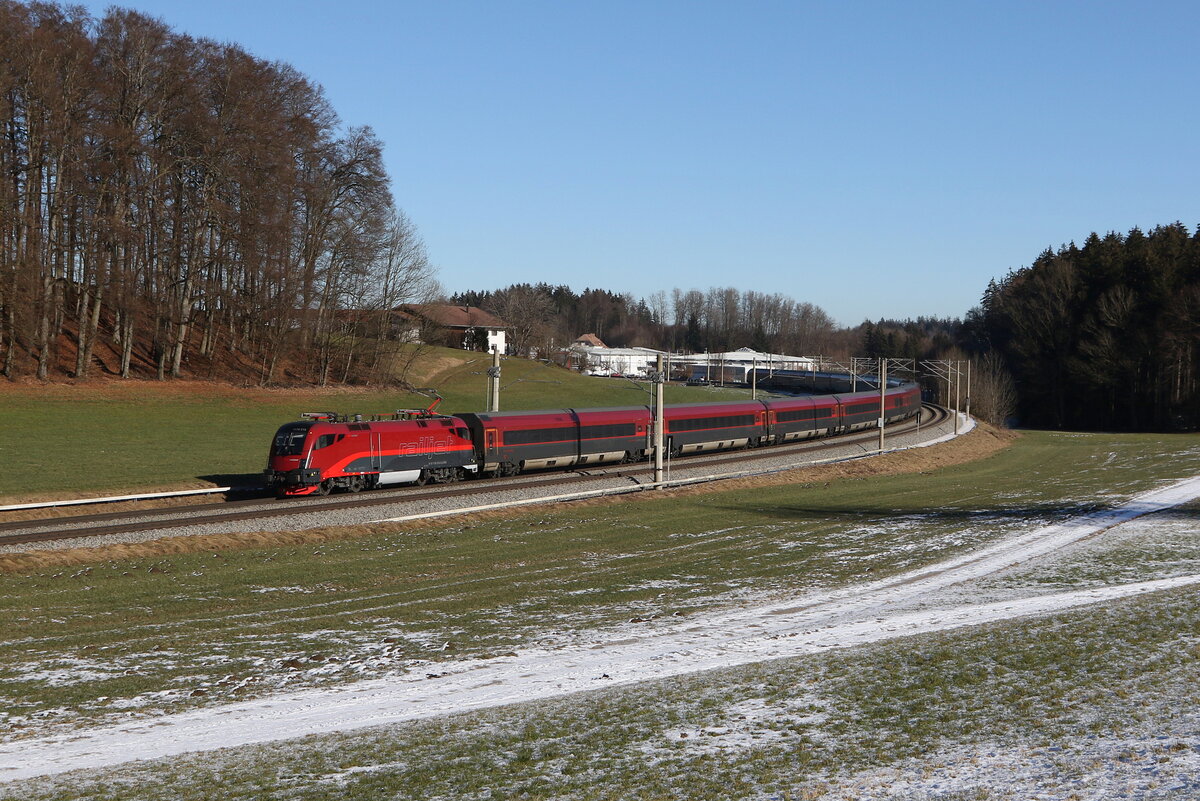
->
[661,400,767,414]
[292,415,466,432]
[460,406,650,422]
[447,383,918,426]
[760,395,836,407]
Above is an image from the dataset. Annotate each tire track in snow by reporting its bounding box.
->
[2,474,1198,784]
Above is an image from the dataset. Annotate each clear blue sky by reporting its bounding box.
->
[74,0,1200,325]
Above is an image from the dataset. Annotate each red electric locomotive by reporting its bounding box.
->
[265,408,477,496]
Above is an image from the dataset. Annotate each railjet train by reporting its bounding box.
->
[265,383,921,497]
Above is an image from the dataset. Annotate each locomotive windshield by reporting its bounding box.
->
[272,422,313,456]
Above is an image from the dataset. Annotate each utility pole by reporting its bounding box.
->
[953,359,961,435]
[921,360,966,437]
[487,346,501,412]
[653,353,665,486]
[878,357,887,452]
[751,357,757,400]
[965,359,972,420]
[946,360,954,432]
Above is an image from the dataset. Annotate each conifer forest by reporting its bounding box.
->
[967,223,1200,431]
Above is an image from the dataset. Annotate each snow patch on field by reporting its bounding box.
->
[641,695,830,760]
[14,665,112,687]
[802,727,1200,800]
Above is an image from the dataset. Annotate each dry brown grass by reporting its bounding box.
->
[658,422,1016,498]
[0,425,1016,575]
[405,354,473,384]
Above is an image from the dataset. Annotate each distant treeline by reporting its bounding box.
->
[453,283,966,364]
[453,284,862,357]
[0,2,434,383]
[966,223,1200,431]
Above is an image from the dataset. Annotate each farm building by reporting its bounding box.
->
[394,305,510,353]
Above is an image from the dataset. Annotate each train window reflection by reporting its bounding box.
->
[273,423,312,456]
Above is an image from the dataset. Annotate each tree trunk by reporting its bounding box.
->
[35,275,54,380]
[77,282,104,377]
[170,287,192,379]
[119,314,134,378]
[73,284,91,377]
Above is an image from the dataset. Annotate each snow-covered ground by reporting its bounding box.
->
[765,729,1200,800]
[3,473,1198,785]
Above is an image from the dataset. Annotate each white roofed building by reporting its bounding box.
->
[571,345,665,378]
[670,348,816,384]
[569,343,816,384]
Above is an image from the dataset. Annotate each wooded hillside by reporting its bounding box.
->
[0,2,434,384]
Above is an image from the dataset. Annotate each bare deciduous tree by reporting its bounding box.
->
[0,2,435,385]
[969,353,1017,427]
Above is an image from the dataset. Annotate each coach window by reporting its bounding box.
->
[313,434,336,450]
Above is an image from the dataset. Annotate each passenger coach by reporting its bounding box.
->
[456,407,649,476]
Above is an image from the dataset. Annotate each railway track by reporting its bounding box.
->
[0,404,952,549]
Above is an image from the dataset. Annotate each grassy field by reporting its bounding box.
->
[0,348,748,501]
[1,429,1199,798]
